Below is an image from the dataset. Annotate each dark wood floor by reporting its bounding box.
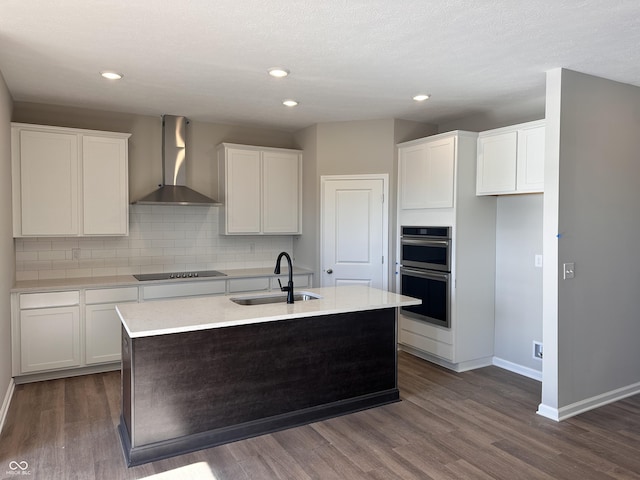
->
[1,352,639,479]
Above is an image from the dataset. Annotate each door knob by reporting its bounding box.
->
[326,268,333,274]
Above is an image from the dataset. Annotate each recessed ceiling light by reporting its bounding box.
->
[268,68,290,78]
[101,71,123,80]
[283,99,298,107]
[413,94,430,102]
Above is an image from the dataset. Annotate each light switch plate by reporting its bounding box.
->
[535,254,543,268]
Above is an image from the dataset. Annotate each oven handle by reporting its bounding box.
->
[400,267,450,281]
[401,238,450,247]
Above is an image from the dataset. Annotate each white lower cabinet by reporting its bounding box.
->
[20,306,80,373]
[142,280,226,301]
[13,288,136,379]
[270,274,311,290]
[17,291,81,374]
[85,287,139,365]
[399,316,453,361]
[228,277,270,293]
[85,304,122,364]
[12,271,314,381]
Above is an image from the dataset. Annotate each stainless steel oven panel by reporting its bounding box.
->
[400,237,451,272]
[401,226,451,238]
[401,238,450,246]
[400,267,451,328]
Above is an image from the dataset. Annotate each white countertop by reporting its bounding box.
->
[117,285,421,338]
[11,267,312,293]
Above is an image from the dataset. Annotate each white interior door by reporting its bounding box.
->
[321,175,388,289]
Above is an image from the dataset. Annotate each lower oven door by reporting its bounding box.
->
[400,266,450,328]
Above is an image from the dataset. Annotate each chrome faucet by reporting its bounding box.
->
[274,251,294,304]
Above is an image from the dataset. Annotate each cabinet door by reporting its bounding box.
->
[424,137,455,208]
[262,151,301,233]
[226,148,261,233]
[85,303,125,364]
[516,125,545,193]
[82,136,129,235]
[20,306,80,373]
[19,130,79,235]
[399,137,455,209]
[399,143,430,209]
[476,131,517,195]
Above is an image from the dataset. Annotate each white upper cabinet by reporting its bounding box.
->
[476,119,545,195]
[222,147,262,233]
[398,135,456,209]
[16,129,79,236]
[476,130,518,194]
[262,150,302,233]
[218,143,302,235]
[12,123,131,237]
[82,135,129,235]
[515,123,545,192]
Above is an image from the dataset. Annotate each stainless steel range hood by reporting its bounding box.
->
[133,115,221,206]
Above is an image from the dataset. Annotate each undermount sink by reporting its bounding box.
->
[230,291,322,306]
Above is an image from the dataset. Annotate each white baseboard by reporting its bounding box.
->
[536,403,560,421]
[13,362,120,385]
[492,357,542,382]
[537,380,640,422]
[0,377,15,435]
[399,345,493,372]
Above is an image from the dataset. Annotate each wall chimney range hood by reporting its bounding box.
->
[133,115,221,206]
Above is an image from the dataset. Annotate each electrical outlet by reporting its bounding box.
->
[533,341,543,360]
[535,254,543,268]
[72,248,81,260]
[563,262,575,279]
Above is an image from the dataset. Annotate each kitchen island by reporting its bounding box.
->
[116,285,420,466]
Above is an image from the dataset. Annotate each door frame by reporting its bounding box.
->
[320,174,390,291]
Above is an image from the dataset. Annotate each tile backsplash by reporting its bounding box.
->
[15,205,294,281]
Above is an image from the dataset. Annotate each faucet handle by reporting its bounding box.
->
[278,278,285,291]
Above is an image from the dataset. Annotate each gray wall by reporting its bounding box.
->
[293,119,436,286]
[295,119,396,285]
[0,71,14,414]
[544,69,640,410]
[293,124,319,276]
[494,194,543,372]
[437,96,545,133]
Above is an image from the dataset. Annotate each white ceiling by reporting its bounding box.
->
[2,0,640,131]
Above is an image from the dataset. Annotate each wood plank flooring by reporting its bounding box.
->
[1,352,639,479]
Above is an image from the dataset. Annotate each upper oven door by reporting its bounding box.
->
[400,237,451,272]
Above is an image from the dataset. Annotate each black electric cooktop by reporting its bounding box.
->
[133,270,227,281]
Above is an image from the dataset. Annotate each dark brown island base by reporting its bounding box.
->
[115,285,420,466]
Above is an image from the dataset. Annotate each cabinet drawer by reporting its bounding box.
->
[19,291,80,309]
[142,280,226,300]
[399,329,454,361]
[270,274,310,290]
[228,277,270,293]
[400,314,453,344]
[85,287,139,304]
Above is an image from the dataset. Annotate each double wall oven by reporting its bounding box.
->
[399,226,451,328]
